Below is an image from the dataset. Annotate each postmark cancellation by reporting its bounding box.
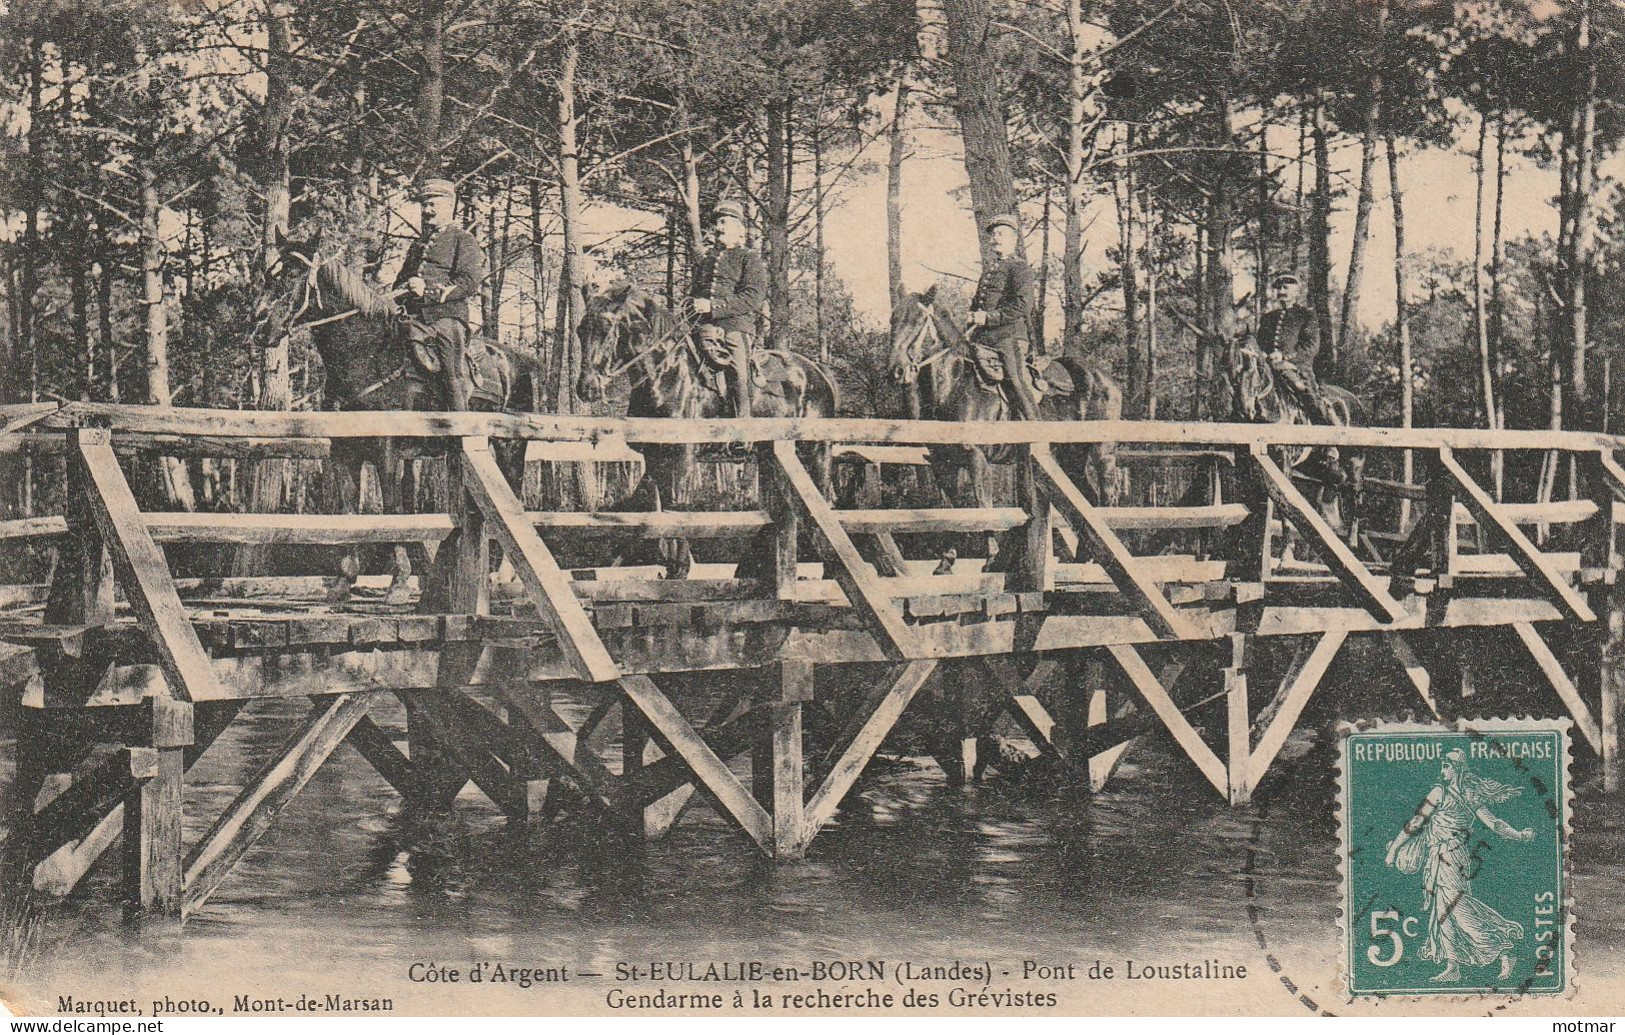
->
[1338,718,1573,999]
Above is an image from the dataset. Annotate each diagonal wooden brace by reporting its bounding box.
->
[73,430,227,702]
[1513,622,1602,753]
[460,436,621,682]
[801,660,937,851]
[1032,444,1199,639]
[1247,445,1406,623]
[182,692,376,919]
[1106,644,1226,796]
[771,439,918,660]
[1438,448,1594,622]
[619,674,773,851]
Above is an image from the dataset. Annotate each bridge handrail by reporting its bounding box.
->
[7,401,1625,454]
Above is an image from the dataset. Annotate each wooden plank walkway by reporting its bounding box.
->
[1,404,1621,929]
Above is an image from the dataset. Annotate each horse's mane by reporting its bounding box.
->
[315,259,397,320]
[604,282,680,339]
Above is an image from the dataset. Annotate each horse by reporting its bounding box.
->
[260,236,530,603]
[1225,332,1366,546]
[887,284,1122,569]
[574,282,840,579]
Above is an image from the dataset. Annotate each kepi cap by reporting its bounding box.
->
[984,213,1020,234]
[1271,272,1302,288]
[417,177,457,201]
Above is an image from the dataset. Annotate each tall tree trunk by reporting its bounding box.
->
[814,125,828,364]
[1309,96,1336,380]
[764,99,792,348]
[1255,112,1271,332]
[1386,132,1414,527]
[554,38,585,416]
[1472,112,1495,433]
[1203,95,1238,361]
[99,260,117,403]
[237,1,295,574]
[1567,0,1597,430]
[1291,108,1307,271]
[887,78,910,322]
[1490,116,1508,431]
[1114,129,1140,414]
[1038,181,1052,348]
[942,0,1022,265]
[417,0,446,173]
[1063,0,1090,353]
[1338,102,1380,362]
[528,176,548,410]
[1145,202,1159,419]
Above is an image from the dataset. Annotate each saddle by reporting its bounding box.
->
[399,319,509,408]
[972,344,1052,402]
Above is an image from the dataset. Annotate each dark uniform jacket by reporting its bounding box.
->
[396,226,485,329]
[692,246,768,336]
[970,255,1035,345]
[1257,304,1319,368]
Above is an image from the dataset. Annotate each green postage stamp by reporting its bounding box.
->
[1339,719,1572,998]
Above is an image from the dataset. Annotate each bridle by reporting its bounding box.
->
[587,299,701,391]
[895,300,959,382]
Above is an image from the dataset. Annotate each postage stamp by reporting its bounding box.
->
[1339,718,1572,998]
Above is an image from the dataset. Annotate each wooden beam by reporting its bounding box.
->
[1247,630,1346,787]
[402,693,528,819]
[837,507,1029,534]
[499,685,629,820]
[772,439,917,659]
[460,436,621,682]
[1385,633,1439,718]
[182,693,374,918]
[0,516,68,541]
[1437,448,1595,622]
[1096,503,1251,530]
[146,513,455,545]
[124,746,184,922]
[74,431,227,702]
[1032,444,1199,639]
[48,401,1625,453]
[1106,644,1227,796]
[801,661,937,849]
[1248,446,1406,623]
[527,510,771,538]
[1513,622,1602,753]
[344,715,421,801]
[619,674,772,850]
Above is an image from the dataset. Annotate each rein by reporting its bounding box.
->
[594,305,702,389]
[904,301,959,374]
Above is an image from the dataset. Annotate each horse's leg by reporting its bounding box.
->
[645,444,693,580]
[489,437,526,592]
[378,438,413,605]
[328,440,365,603]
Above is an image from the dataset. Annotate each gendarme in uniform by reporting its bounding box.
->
[690,200,767,417]
[969,213,1039,419]
[1256,273,1332,424]
[395,177,486,409]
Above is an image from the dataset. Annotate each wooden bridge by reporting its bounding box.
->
[2,401,1622,927]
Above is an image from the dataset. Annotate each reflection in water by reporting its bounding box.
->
[4,688,1623,1015]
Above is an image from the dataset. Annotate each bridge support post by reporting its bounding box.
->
[1225,635,1252,807]
[755,660,810,859]
[123,699,192,926]
[1602,584,1624,792]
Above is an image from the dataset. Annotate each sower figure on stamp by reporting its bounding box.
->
[396,176,486,411]
[1384,748,1534,983]
[967,213,1040,420]
[1256,273,1335,426]
[689,199,767,419]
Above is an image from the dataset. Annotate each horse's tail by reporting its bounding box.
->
[759,348,841,418]
[1320,383,1365,426]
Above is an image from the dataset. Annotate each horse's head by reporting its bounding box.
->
[575,282,645,403]
[888,284,954,386]
[251,228,325,347]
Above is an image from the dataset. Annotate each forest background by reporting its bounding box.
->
[1,0,1622,519]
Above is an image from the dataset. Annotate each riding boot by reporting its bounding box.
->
[995,339,1040,420]
[730,335,753,419]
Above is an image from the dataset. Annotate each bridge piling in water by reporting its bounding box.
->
[2,401,1624,928]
